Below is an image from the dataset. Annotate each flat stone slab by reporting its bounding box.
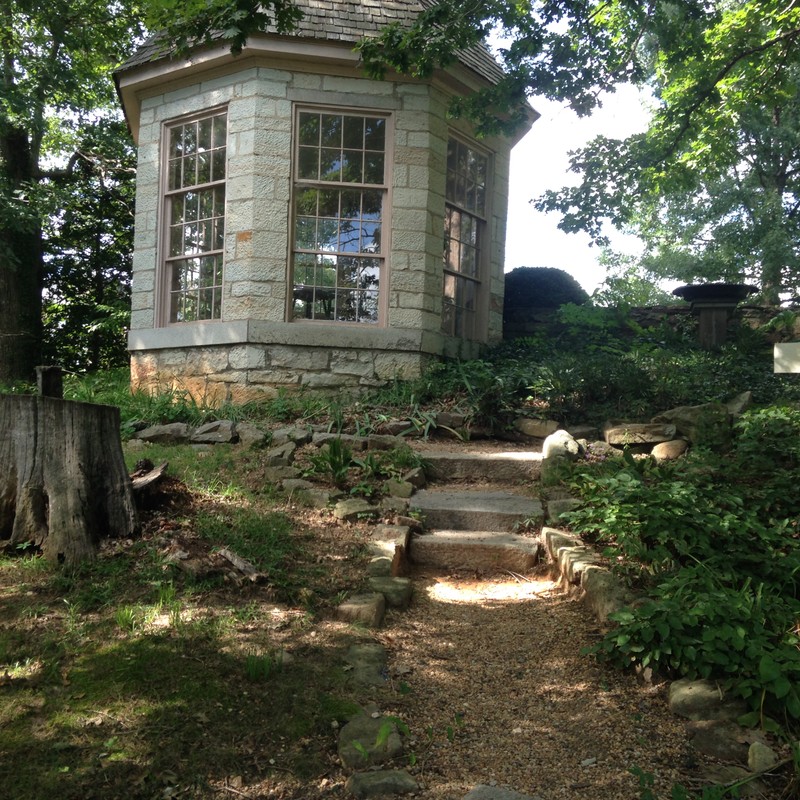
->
[419,451,542,483]
[412,490,543,532]
[411,531,540,572]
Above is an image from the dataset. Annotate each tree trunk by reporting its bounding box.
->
[0,126,44,385]
[0,395,139,564]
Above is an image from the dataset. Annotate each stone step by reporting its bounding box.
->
[410,531,540,573]
[419,450,542,483]
[411,489,543,532]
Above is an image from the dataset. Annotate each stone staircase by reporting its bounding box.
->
[408,448,546,574]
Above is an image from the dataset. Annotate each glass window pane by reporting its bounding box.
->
[317,219,338,251]
[361,222,380,253]
[364,153,384,184]
[343,116,364,149]
[319,148,341,181]
[341,190,361,219]
[298,146,319,179]
[298,112,320,146]
[170,127,184,158]
[183,123,197,156]
[338,221,360,253]
[337,258,358,288]
[320,114,342,148]
[341,150,363,183]
[295,188,318,215]
[358,291,379,322]
[211,148,226,182]
[168,159,182,191]
[318,190,339,218]
[362,190,381,219]
[295,217,316,249]
[360,260,380,290]
[197,151,211,184]
[198,117,213,152]
[364,117,385,151]
[336,289,357,321]
[169,225,183,256]
[213,114,227,148]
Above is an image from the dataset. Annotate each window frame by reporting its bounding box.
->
[158,106,228,326]
[442,134,491,340]
[289,105,392,326]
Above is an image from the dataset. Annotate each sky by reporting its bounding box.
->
[503,85,652,294]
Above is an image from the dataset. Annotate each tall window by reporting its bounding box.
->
[443,137,488,338]
[164,111,227,323]
[291,109,387,323]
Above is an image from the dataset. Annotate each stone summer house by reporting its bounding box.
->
[116,0,536,403]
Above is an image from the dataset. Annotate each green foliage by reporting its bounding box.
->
[568,425,800,724]
[304,438,354,488]
[502,266,589,311]
[42,119,135,372]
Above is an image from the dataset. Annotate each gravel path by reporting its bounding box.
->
[376,570,695,800]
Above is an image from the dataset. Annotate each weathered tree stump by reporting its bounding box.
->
[0,395,139,564]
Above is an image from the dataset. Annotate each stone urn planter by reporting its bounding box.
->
[672,283,758,348]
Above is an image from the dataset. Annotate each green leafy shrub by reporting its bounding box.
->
[567,431,800,724]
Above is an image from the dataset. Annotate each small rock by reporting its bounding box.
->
[384,479,414,499]
[264,466,301,482]
[368,577,413,609]
[603,422,676,446]
[265,441,296,467]
[134,422,192,443]
[337,593,385,628]
[334,498,379,522]
[235,422,269,448]
[687,720,749,762]
[338,713,403,768]
[748,741,778,773]
[651,439,689,462]
[345,643,388,686]
[463,786,541,800]
[402,467,427,489]
[514,417,560,438]
[345,769,418,798]
[366,556,393,577]
[669,679,746,721]
[542,430,582,461]
[271,426,312,446]
[191,420,238,444]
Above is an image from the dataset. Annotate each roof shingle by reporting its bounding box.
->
[117,0,505,86]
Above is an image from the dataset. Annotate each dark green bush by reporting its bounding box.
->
[502,266,589,311]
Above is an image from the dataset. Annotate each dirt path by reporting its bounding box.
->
[370,569,695,800]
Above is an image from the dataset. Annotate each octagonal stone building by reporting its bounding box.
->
[116,0,536,403]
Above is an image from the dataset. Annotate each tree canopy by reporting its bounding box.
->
[358,0,800,303]
[0,0,143,383]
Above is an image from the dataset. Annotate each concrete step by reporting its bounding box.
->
[411,489,544,532]
[410,531,540,573]
[419,450,542,483]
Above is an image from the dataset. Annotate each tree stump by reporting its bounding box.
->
[0,395,139,564]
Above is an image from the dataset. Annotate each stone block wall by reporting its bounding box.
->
[128,56,513,401]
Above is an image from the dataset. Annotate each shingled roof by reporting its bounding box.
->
[117,0,505,86]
